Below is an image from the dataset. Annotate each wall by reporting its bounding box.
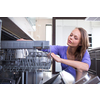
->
[33,18,52,40]
[91,22,100,48]
[56,20,100,48]
[8,17,52,41]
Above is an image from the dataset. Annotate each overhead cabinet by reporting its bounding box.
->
[0,17,34,40]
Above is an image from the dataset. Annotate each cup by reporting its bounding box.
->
[34,57,40,64]
[15,49,29,59]
[40,57,47,63]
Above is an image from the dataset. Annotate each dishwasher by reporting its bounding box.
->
[0,19,51,84]
[0,40,51,84]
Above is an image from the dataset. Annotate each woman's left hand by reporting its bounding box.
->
[17,38,32,41]
[17,38,26,41]
[51,53,62,63]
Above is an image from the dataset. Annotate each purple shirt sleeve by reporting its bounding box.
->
[42,45,60,55]
[82,50,91,68]
[42,45,91,68]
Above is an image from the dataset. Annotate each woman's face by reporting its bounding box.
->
[67,28,81,47]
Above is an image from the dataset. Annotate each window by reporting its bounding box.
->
[46,24,52,45]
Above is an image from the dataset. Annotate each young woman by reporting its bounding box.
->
[17,27,91,79]
[42,27,91,79]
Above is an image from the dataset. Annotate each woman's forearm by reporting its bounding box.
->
[51,53,89,71]
[60,58,89,71]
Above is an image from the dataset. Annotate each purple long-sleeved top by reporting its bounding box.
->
[42,45,91,78]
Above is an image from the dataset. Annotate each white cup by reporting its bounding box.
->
[35,57,40,63]
[40,57,47,63]
[15,49,29,59]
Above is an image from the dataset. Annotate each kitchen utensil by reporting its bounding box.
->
[15,49,29,59]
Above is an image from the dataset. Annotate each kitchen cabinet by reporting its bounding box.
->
[92,26,100,48]
[0,17,34,40]
[9,17,35,40]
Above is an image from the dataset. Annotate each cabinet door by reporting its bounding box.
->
[92,26,100,48]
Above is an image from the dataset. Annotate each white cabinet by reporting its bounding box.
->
[9,17,35,40]
[92,26,100,48]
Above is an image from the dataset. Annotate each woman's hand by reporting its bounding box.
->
[17,38,32,41]
[51,53,62,63]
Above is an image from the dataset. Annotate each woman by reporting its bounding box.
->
[17,27,91,80]
[42,27,91,79]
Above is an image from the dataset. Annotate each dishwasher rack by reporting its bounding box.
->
[0,41,51,72]
[0,49,51,72]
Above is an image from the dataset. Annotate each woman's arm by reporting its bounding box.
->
[51,53,89,71]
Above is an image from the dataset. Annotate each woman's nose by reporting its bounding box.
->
[70,36,73,40]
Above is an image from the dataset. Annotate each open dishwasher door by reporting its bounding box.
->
[43,69,100,84]
[75,70,100,84]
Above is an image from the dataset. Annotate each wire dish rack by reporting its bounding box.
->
[0,41,51,72]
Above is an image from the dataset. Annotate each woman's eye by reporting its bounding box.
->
[75,37,78,40]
